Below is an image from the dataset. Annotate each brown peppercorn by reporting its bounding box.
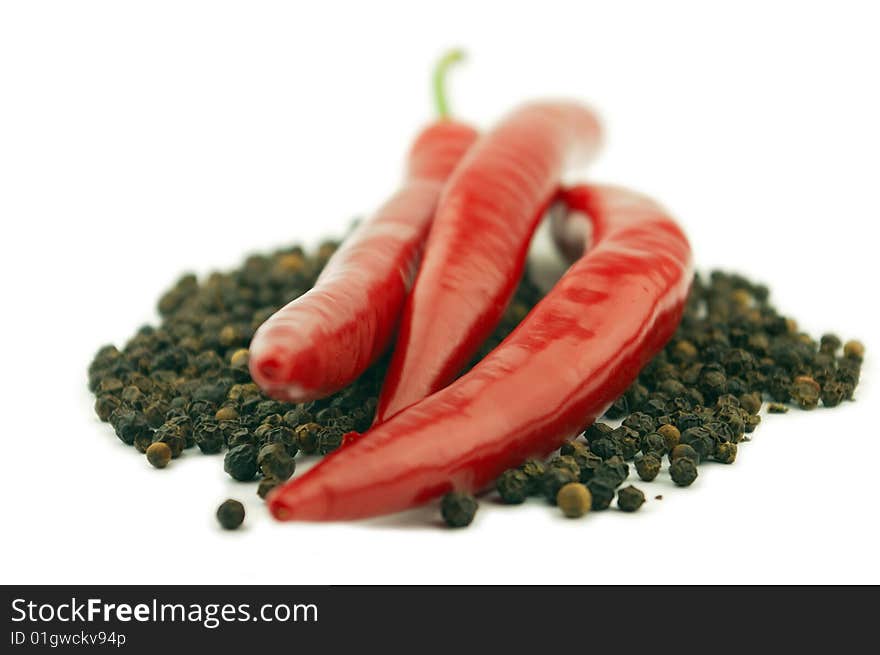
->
[731,288,752,307]
[714,441,738,464]
[843,340,865,361]
[230,348,250,369]
[656,424,681,452]
[276,252,306,273]
[672,340,698,362]
[215,405,239,422]
[146,442,172,469]
[556,483,592,518]
[218,325,239,347]
[634,453,662,482]
[790,376,820,410]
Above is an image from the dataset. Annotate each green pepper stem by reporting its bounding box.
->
[433,49,465,119]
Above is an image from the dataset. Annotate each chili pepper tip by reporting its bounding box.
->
[267,483,330,522]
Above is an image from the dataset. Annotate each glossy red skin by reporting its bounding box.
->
[248,122,478,402]
[374,102,603,423]
[268,184,693,521]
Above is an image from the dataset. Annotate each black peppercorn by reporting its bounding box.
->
[819,333,841,354]
[739,392,762,415]
[94,394,121,422]
[604,396,629,419]
[670,457,698,486]
[670,443,700,465]
[519,459,547,495]
[224,444,258,481]
[559,440,593,469]
[675,412,703,431]
[98,377,124,395]
[714,442,737,464]
[441,492,477,528]
[584,422,613,443]
[595,456,629,487]
[152,422,186,458]
[193,421,224,454]
[585,477,616,511]
[541,466,579,504]
[617,485,646,512]
[699,369,727,401]
[317,426,345,455]
[216,499,245,530]
[609,426,640,460]
[679,427,715,461]
[294,422,321,454]
[142,399,169,429]
[820,381,847,408]
[640,432,667,458]
[258,443,296,480]
[283,406,314,428]
[590,437,623,460]
[547,455,580,479]
[622,412,655,437]
[257,477,282,500]
[109,409,150,445]
[496,469,529,504]
[227,428,254,449]
[574,451,603,483]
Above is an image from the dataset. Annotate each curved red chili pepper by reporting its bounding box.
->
[248,121,478,402]
[373,102,603,423]
[268,184,693,521]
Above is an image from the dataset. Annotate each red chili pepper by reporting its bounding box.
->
[268,184,693,521]
[249,53,478,402]
[374,102,603,423]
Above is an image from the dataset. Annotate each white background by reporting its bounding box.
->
[2,1,878,585]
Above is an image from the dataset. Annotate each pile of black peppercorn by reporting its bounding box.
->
[87,239,543,528]
[88,247,863,529]
[492,270,864,522]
